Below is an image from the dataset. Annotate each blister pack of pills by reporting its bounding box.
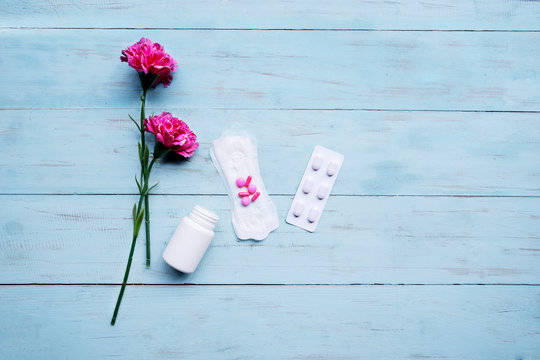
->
[286,145,344,232]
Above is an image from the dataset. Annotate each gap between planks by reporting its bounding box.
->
[3,27,540,32]
[2,107,540,113]
[1,283,539,286]
[1,194,539,198]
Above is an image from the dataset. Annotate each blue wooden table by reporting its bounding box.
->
[1,1,539,359]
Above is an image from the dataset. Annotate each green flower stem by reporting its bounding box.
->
[139,90,152,267]
[143,158,156,267]
[110,235,137,325]
[144,195,150,266]
[140,90,147,160]
[111,207,144,326]
[112,86,167,324]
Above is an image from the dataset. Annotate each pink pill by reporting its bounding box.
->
[245,175,252,187]
[238,192,250,197]
[247,184,257,194]
[236,177,246,187]
[241,196,251,206]
[251,192,260,202]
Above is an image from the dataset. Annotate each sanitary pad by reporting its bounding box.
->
[210,134,279,240]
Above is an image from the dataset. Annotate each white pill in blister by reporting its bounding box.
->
[312,155,323,171]
[317,184,329,200]
[303,177,314,194]
[327,160,338,176]
[307,208,320,223]
[293,201,305,217]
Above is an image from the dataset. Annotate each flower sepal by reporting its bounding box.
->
[153,140,170,160]
[138,72,159,92]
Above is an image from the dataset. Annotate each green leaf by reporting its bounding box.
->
[134,175,142,194]
[128,114,141,131]
[144,162,153,184]
[133,207,145,238]
[132,203,137,223]
[143,145,150,168]
[138,142,142,161]
[146,182,159,195]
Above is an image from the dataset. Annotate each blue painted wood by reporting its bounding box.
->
[1,195,539,284]
[2,0,540,30]
[1,1,539,358]
[1,109,539,195]
[1,285,539,359]
[2,30,540,111]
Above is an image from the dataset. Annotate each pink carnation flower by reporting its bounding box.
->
[120,37,178,88]
[144,112,199,158]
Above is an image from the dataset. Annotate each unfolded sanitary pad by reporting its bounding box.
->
[210,134,279,240]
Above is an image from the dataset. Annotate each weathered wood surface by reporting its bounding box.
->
[2,0,540,30]
[1,109,539,195]
[1,285,539,359]
[1,1,539,359]
[2,30,540,111]
[1,195,539,285]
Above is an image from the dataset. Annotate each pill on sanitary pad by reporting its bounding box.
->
[236,177,246,187]
[286,145,344,232]
[241,196,251,206]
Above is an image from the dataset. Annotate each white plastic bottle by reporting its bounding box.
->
[162,205,219,273]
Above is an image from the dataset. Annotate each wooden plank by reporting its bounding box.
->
[0,285,538,359]
[2,0,540,30]
[1,195,539,284]
[2,30,540,111]
[1,109,539,196]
